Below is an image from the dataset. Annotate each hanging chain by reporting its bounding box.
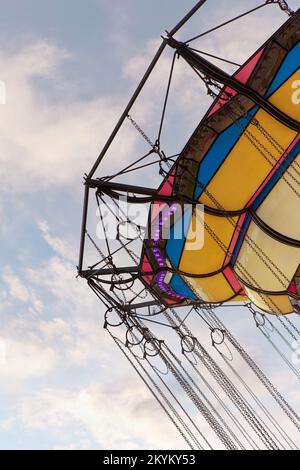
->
[127,113,168,161]
[210,311,300,430]
[266,0,294,16]
[127,114,156,149]
[163,310,277,448]
[86,229,106,260]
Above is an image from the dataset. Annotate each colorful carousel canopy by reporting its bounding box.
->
[141,10,300,314]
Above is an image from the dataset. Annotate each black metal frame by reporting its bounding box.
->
[77,1,216,314]
[78,0,209,275]
[77,0,295,314]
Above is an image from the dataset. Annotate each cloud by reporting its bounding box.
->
[20,383,184,450]
[0,40,138,192]
[0,416,16,432]
[38,220,75,263]
[0,336,57,384]
[2,265,43,313]
[3,266,31,303]
[1,14,279,194]
[0,221,129,379]
[0,36,206,194]
[53,440,92,450]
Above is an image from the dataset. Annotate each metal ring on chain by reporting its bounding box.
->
[125,326,146,347]
[253,311,266,328]
[211,328,226,346]
[111,273,135,291]
[104,308,126,328]
[180,334,197,353]
[117,221,142,241]
[143,339,163,358]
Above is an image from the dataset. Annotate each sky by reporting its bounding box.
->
[0,0,300,450]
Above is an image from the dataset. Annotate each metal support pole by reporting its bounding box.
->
[87,178,157,196]
[81,266,139,277]
[78,184,90,272]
